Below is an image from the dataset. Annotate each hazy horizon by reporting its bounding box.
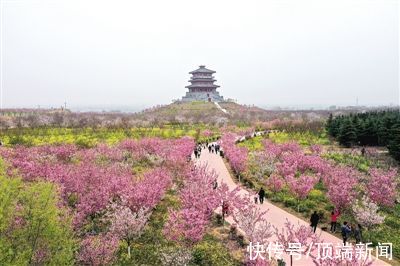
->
[1,0,399,109]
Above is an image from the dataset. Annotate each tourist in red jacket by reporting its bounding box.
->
[330,210,340,233]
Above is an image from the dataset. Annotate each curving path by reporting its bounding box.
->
[195,149,389,266]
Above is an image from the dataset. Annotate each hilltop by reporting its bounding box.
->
[134,101,272,125]
[137,101,332,124]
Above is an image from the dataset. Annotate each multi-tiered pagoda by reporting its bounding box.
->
[181,65,224,102]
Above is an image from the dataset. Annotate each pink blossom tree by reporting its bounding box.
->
[163,208,210,245]
[164,165,246,245]
[220,133,248,176]
[324,166,358,212]
[201,129,213,137]
[273,219,320,266]
[265,174,284,193]
[367,168,398,207]
[309,144,322,155]
[286,175,317,200]
[215,182,247,223]
[78,233,119,266]
[126,168,172,212]
[285,175,317,211]
[163,165,220,245]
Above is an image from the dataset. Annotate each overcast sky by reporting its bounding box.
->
[1,0,399,110]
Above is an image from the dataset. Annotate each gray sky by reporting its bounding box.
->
[1,0,399,109]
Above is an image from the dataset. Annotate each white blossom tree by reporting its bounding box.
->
[105,201,151,257]
[232,200,273,244]
[352,196,385,230]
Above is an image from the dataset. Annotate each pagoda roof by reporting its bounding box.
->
[189,78,217,82]
[185,84,220,88]
[189,65,216,74]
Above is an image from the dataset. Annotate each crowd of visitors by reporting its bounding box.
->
[193,142,224,159]
[340,222,363,245]
[308,210,363,245]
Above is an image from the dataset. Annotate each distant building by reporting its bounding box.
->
[181,65,224,102]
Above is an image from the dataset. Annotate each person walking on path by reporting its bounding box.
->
[341,222,352,245]
[258,187,265,204]
[310,211,320,233]
[212,179,218,190]
[222,201,229,223]
[194,149,198,159]
[354,224,363,243]
[330,210,340,233]
[361,147,366,156]
[254,192,259,204]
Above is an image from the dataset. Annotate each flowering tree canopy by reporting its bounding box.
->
[78,233,119,266]
[367,168,398,207]
[352,196,385,230]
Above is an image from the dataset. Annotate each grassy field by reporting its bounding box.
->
[0,125,221,147]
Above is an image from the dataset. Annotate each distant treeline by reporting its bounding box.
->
[326,110,400,161]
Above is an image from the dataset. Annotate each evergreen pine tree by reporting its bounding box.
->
[326,113,334,135]
[357,119,368,146]
[377,119,389,146]
[338,118,357,147]
[388,120,400,161]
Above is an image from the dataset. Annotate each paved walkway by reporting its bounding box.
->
[195,149,389,266]
[214,102,228,114]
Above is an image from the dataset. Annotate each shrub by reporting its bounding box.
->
[191,240,239,266]
[75,136,96,148]
[384,216,400,229]
[298,204,310,214]
[160,247,193,266]
[308,189,325,201]
[324,204,335,212]
[303,199,316,210]
[317,210,326,223]
[8,135,33,146]
[229,225,238,240]
[270,191,285,202]
[236,234,246,247]
[243,178,255,189]
[278,259,286,266]
[264,190,273,199]
[283,196,297,207]
[122,243,162,265]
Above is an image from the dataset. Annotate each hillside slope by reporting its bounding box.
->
[134,101,320,125]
